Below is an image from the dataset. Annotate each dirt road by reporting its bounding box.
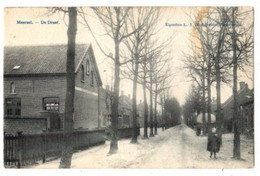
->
[31,124,253,169]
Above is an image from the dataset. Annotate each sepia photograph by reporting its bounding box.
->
[2,6,255,170]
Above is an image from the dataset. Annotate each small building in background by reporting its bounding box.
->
[240,88,254,136]
[118,91,132,128]
[222,82,254,133]
[137,100,145,127]
[99,88,133,128]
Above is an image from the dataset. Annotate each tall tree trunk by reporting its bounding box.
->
[109,38,120,154]
[232,7,240,159]
[207,66,212,138]
[160,96,164,131]
[108,8,122,154]
[233,47,240,159]
[149,61,154,137]
[163,94,166,130]
[215,57,222,144]
[131,60,139,143]
[154,87,158,135]
[202,69,206,135]
[143,77,149,139]
[215,10,227,144]
[149,88,154,137]
[59,7,77,168]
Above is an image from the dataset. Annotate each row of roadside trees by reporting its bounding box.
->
[182,7,253,160]
[81,7,176,151]
[54,7,182,168]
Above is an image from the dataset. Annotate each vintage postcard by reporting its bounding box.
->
[3,6,254,170]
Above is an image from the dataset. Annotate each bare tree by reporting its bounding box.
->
[183,44,208,135]
[211,7,232,144]
[79,7,145,154]
[59,7,77,168]
[145,36,173,136]
[121,7,173,139]
[149,54,155,137]
[231,7,240,160]
[229,7,254,159]
[159,85,171,131]
[121,40,158,139]
[189,7,253,156]
[123,35,172,138]
[184,8,217,136]
[182,84,201,128]
[140,47,150,138]
[193,8,233,142]
[122,8,161,143]
[153,58,173,134]
[137,39,168,138]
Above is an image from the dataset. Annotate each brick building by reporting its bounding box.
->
[137,100,145,127]
[4,44,103,133]
[99,88,133,128]
[137,100,162,128]
[240,88,254,136]
[222,82,254,132]
[118,91,132,128]
[98,86,112,127]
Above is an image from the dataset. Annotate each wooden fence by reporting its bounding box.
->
[4,127,140,168]
[4,129,106,168]
[4,132,22,168]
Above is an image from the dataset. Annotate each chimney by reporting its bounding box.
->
[140,100,142,104]
[212,97,216,103]
[239,82,246,90]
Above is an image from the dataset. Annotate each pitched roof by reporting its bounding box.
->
[222,85,252,109]
[241,88,254,106]
[119,95,132,111]
[4,44,88,75]
[4,44,102,86]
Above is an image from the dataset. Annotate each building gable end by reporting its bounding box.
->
[75,44,102,87]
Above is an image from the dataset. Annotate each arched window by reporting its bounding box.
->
[10,82,15,93]
[81,65,85,82]
[91,70,94,86]
[86,59,90,75]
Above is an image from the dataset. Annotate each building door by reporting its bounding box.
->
[49,111,61,130]
[5,98,21,118]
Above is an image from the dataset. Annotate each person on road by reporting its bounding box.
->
[207,127,221,158]
[196,126,201,136]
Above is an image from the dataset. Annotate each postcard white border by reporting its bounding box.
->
[0,1,259,176]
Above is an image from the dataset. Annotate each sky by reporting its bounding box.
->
[4,7,254,106]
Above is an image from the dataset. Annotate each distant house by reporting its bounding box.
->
[99,85,112,127]
[4,44,103,134]
[222,82,254,132]
[100,87,158,129]
[137,100,162,128]
[99,88,133,128]
[137,100,145,127]
[118,91,132,128]
[240,88,254,135]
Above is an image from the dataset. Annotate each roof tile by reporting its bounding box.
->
[4,44,89,75]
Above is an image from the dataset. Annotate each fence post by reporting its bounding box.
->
[4,132,6,166]
[42,130,47,163]
[17,131,23,168]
